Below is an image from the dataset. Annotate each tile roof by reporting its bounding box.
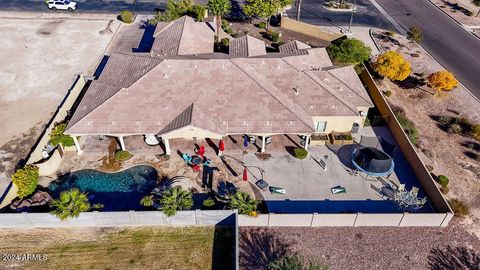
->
[150,16,215,57]
[229,35,267,57]
[65,28,373,137]
[279,40,311,54]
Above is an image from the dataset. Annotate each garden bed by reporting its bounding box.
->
[329,132,354,145]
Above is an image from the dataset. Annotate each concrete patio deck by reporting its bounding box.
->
[240,126,434,214]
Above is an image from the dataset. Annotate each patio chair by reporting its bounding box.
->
[397,183,406,192]
[182,153,192,164]
[203,159,212,166]
[410,186,419,197]
[416,197,427,208]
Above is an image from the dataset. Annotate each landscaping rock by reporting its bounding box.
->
[10,190,53,210]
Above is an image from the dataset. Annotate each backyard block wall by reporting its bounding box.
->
[280,17,344,42]
[237,212,451,227]
[0,210,237,228]
[359,68,453,226]
[27,75,87,165]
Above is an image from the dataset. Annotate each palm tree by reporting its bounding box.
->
[140,195,155,207]
[159,186,193,217]
[50,188,91,221]
[228,192,259,215]
[208,0,232,41]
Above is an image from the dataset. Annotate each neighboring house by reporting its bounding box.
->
[65,16,373,155]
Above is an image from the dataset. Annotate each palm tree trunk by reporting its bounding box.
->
[216,15,221,42]
[266,17,270,30]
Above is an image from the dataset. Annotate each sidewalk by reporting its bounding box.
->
[0,10,117,20]
[319,25,381,55]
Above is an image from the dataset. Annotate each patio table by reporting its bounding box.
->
[191,156,203,165]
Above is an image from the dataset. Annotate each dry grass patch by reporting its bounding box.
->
[0,226,234,270]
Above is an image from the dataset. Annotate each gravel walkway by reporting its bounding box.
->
[239,221,480,270]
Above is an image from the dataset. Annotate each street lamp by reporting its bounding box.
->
[341,0,357,35]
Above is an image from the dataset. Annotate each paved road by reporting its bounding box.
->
[0,0,167,13]
[285,0,392,30]
[374,0,480,99]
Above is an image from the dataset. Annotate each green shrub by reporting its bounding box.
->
[187,4,206,21]
[221,38,230,46]
[266,30,280,42]
[327,38,371,65]
[257,22,266,29]
[448,198,470,218]
[293,148,308,159]
[437,175,449,187]
[119,10,134,23]
[385,90,392,97]
[394,112,419,145]
[11,165,39,199]
[147,18,158,26]
[114,150,133,161]
[407,26,423,43]
[270,255,328,270]
[384,30,395,37]
[202,198,216,207]
[470,124,480,141]
[50,123,75,147]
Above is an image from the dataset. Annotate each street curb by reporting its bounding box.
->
[369,27,480,104]
[368,0,407,35]
[425,0,480,40]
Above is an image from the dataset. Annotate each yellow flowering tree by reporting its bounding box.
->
[427,70,458,91]
[373,51,411,81]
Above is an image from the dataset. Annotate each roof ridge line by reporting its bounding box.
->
[328,67,373,105]
[68,58,164,133]
[304,70,359,115]
[66,82,123,132]
[231,59,314,132]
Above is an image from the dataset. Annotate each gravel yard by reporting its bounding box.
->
[0,17,118,180]
[371,29,480,237]
[240,221,480,270]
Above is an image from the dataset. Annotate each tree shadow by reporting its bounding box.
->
[428,245,480,270]
[395,75,426,90]
[239,228,294,269]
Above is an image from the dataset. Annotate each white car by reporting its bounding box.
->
[46,0,77,11]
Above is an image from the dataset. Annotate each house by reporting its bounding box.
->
[65,16,373,155]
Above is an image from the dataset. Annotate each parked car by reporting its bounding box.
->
[45,0,77,11]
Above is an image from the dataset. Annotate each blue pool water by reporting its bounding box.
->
[48,165,158,211]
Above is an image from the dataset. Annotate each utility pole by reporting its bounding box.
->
[296,0,302,21]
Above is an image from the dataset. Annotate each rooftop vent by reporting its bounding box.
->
[293,87,299,95]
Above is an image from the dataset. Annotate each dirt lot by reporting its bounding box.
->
[370,29,480,237]
[0,18,118,179]
[240,222,480,270]
[0,226,234,269]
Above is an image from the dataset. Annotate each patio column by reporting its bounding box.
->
[72,135,83,155]
[163,138,171,155]
[304,134,311,151]
[118,136,126,150]
[261,136,266,153]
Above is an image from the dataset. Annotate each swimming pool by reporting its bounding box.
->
[48,165,158,211]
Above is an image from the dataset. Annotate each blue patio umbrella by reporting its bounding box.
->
[243,135,249,148]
